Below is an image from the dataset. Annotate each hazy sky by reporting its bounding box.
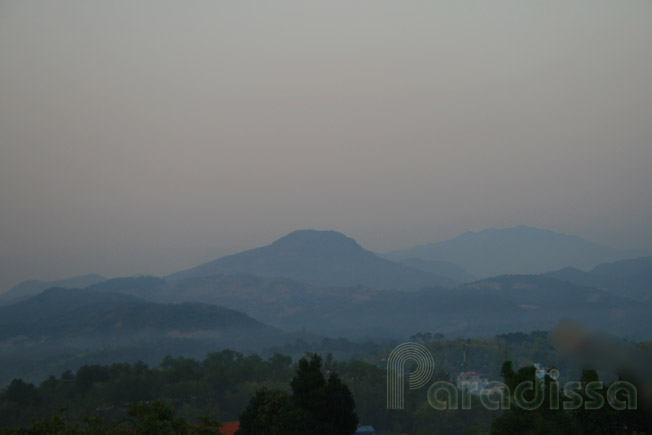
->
[1,0,651,291]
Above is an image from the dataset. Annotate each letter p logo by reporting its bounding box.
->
[387,342,435,409]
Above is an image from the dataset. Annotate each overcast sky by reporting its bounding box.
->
[1,0,651,291]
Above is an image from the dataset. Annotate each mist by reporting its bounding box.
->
[1,0,651,291]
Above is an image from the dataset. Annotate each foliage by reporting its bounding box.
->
[1,402,221,435]
[2,331,647,434]
[239,354,358,435]
[491,363,648,435]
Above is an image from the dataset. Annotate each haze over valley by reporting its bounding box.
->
[2,226,651,386]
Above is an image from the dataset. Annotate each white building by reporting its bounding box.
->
[457,371,489,395]
[533,363,559,381]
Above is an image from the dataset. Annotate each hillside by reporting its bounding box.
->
[544,256,652,301]
[384,225,646,277]
[397,258,475,283]
[0,287,271,344]
[168,229,456,290]
[0,274,106,305]
[0,287,291,385]
[84,274,652,341]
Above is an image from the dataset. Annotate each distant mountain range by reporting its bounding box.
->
[383,225,649,278]
[2,226,651,385]
[545,256,652,301]
[3,227,651,350]
[168,229,457,290]
[4,226,650,387]
[0,274,105,305]
[4,226,647,299]
[75,272,652,340]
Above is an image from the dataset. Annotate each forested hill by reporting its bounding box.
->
[0,287,288,385]
[0,287,269,341]
[545,256,652,301]
[72,274,652,340]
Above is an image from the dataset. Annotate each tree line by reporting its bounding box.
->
[1,331,650,434]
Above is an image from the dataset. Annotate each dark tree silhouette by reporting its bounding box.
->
[238,354,358,435]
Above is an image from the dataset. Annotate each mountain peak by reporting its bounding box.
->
[271,230,362,253]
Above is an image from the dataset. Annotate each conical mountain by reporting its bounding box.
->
[169,229,456,290]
